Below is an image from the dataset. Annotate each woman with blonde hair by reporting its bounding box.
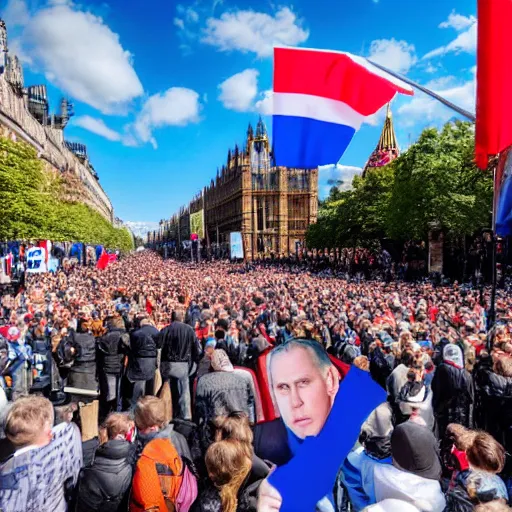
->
[191,439,253,512]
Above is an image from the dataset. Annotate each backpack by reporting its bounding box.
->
[130,438,184,512]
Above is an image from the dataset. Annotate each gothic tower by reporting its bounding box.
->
[362,104,399,178]
[250,116,270,174]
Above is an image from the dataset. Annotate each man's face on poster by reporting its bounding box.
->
[271,346,339,439]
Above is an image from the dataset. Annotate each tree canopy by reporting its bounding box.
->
[0,136,133,252]
[306,121,493,249]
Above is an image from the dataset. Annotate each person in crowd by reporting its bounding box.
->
[431,343,474,440]
[191,439,254,512]
[386,349,415,406]
[474,353,512,475]
[197,338,216,380]
[340,401,394,510]
[97,315,130,418]
[444,426,509,510]
[0,396,82,511]
[133,395,192,462]
[76,412,135,512]
[195,349,255,427]
[126,316,159,408]
[59,317,98,394]
[371,421,446,511]
[158,308,201,421]
[4,325,33,399]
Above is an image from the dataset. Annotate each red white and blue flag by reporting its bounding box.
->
[272,47,414,168]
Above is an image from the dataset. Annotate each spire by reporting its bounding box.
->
[234,144,239,167]
[362,103,399,177]
[247,122,254,140]
[255,116,267,139]
[377,103,397,152]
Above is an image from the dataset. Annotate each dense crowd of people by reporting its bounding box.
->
[0,250,511,511]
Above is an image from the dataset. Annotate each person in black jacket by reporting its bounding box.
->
[60,319,98,395]
[126,317,158,408]
[474,354,512,475]
[97,316,129,419]
[431,343,474,440]
[157,309,201,420]
[76,412,135,512]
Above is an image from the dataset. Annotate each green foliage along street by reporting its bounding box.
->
[0,136,134,252]
[307,121,493,250]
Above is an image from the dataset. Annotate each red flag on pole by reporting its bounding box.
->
[475,0,512,169]
[96,250,109,270]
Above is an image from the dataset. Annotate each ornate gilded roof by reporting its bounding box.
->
[362,104,399,177]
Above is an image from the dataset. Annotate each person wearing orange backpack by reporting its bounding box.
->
[133,396,192,463]
[130,436,198,512]
[130,396,198,512]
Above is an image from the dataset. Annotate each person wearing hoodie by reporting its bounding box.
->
[195,349,255,426]
[339,401,395,511]
[76,413,136,512]
[372,421,446,512]
[431,343,474,440]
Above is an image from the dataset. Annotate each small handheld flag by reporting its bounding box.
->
[272,47,414,169]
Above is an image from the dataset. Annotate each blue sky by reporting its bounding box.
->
[1,0,476,229]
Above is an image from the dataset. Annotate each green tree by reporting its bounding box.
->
[0,136,134,252]
[387,121,492,241]
[307,164,394,249]
[307,120,493,249]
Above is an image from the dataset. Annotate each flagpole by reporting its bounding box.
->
[487,155,500,345]
[366,59,476,122]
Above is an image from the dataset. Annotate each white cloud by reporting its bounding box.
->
[423,13,477,59]
[124,221,160,239]
[73,115,121,141]
[202,7,309,58]
[174,3,203,54]
[424,62,438,74]
[13,3,143,114]
[367,38,417,74]
[439,11,476,31]
[218,69,259,112]
[2,0,30,27]
[318,164,362,198]
[186,8,199,23]
[397,75,475,126]
[255,90,273,116]
[131,87,202,149]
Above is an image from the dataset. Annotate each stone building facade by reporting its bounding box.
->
[160,119,318,259]
[0,19,114,222]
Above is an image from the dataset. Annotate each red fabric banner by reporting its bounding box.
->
[475,0,512,169]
